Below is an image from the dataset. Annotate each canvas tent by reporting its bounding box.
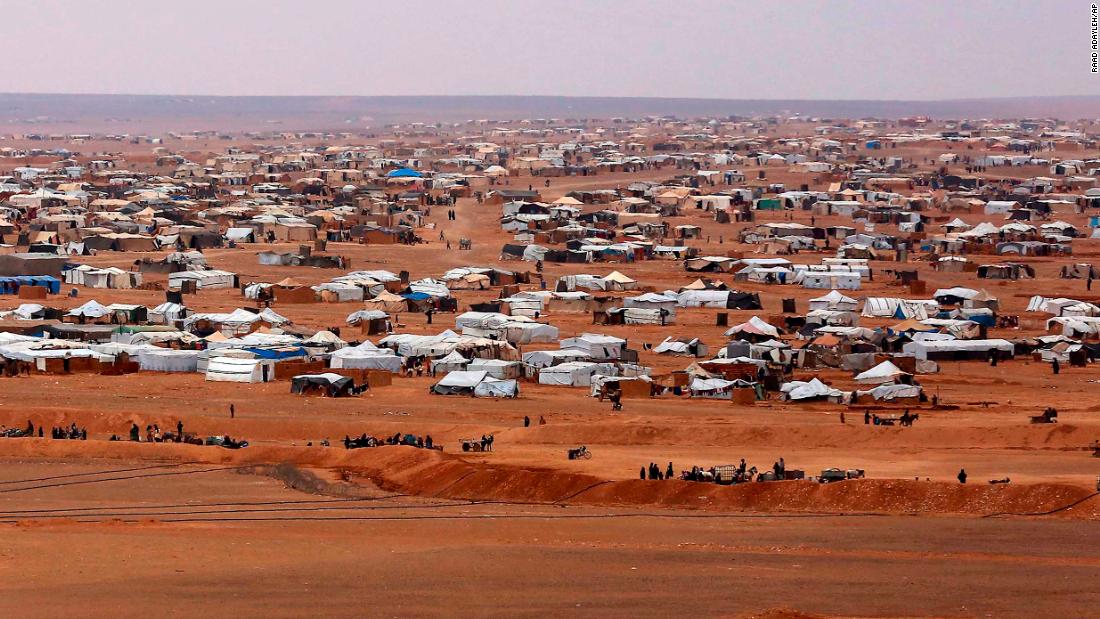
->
[854,360,909,384]
[205,356,274,383]
[290,373,355,397]
[329,341,402,371]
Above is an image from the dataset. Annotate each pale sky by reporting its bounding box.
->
[8,0,1097,100]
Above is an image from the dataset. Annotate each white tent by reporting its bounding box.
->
[149,302,186,324]
[431,350,469,373]
[432,369,487,394]
[329,341,402,371]
[601,271,637,291]
[854,360,908,384]
[304,330,347,350]
[432,370,518,397]
[137,349,200,373]
[653,337,707,357]
[725,316,779,338]
[205,356,273,383]
[809,290,859,311]
[862,298,936,320]
[796,271,861,290]
[521,349,591,368]
[623,292,677,314]
[781,378,843,400]
[859,383,922,401]
[559,333,625,360]
[67,300,111,319]
[689,377,741,399]
[169,270,236,290]
[538,361,613,387]
[901,339,1014,361]
[467,358,521,379]
[473,376,519,398]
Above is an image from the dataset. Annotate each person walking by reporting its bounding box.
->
[229,404,235,419]
[666,462,674,480]
[957,468,968,484]
[1052,358,1061,375]
[523,415,530,428]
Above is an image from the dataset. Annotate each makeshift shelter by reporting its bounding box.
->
[290,373,355,397]
[808,290,859,311]
[430,350,469,373]
[538,361,612,387]
[205,356,274,383]
[725,316,780,341]
[432,370,518,397]
[329,341,402,372]
[136,349,200,373]
[854,360,910,384]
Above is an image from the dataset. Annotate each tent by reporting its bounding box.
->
[653,337,708,357]
[538,361,612,387]
[521,349,591,369]
[473,377,519,398]
[781,378,843,401]
[623,292,677,314]
[430,350,469,373]
[808,290,859,311]
[386,168,423,178]
[67,300,111,319]
[169,270,236,290]
[304,330,347,350]
[364,291,409,313]
[689,377,752,399]
[136,349,200,372]
[291,373,355,397]
[725,316,780,339]
[432,370,518,397]
[901,338,1014,361]
[329,341,402,372]
[467,358,521,379]
[559,333,625,360]
[601,271,637,291]
[205,356,273,383]
[858,383,922,401]
[862,298,936,320]
[854,360,909,384]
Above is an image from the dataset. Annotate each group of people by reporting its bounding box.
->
[345,432,437,450]
[522,415,547,427]
[126,421,187,443]
[404,356,432,378]
[51,423,86,440]
[2,420,95,441]
[640,461,674,480]
[0,420,42,438]
[478,434,494,451]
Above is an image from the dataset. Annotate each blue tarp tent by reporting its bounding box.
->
[0,276,61,295]
[244,346,307,360]
[386,168,422,178]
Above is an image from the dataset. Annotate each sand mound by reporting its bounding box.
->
[3,441,1097,518]
[512,422,1095,451]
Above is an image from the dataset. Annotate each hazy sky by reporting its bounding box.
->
[8,0,1097,100]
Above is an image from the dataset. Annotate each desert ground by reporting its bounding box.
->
[1,125,1100,618]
